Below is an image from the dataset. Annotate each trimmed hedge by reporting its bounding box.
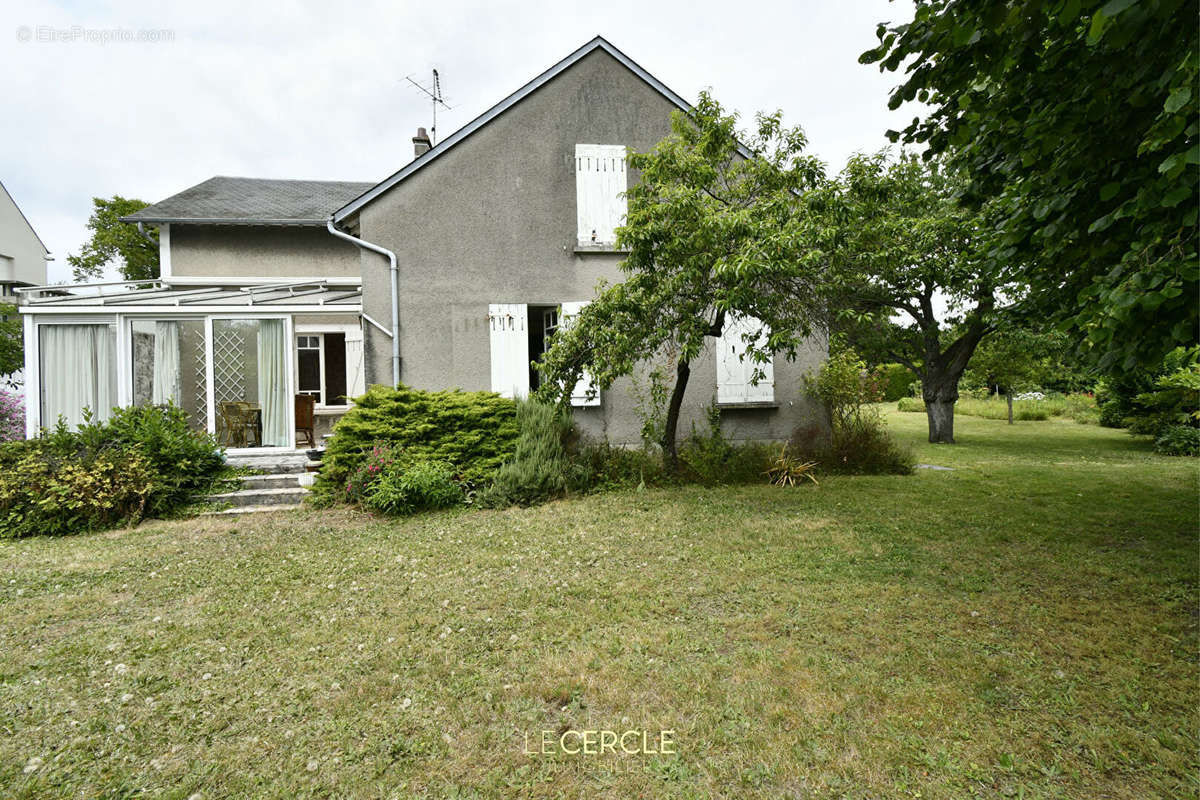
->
[874,363,915,402]
[312,384,518,504]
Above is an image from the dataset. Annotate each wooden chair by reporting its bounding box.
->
[295,394,316,448]
[218,402,246,447]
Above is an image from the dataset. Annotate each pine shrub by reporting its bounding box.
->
[477,399,573,508]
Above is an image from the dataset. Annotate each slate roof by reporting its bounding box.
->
[121,176,376,226]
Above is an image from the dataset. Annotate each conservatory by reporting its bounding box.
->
[17,278,367,452]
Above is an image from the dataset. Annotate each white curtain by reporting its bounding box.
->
[152,321,180,405]
[256,319,289,447]
[40,324,116,429]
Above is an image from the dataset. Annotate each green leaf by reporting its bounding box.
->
[1164,86,1192,114]
[1161,186,1192,208]
[1099,0,1140,17]
[1099,182,1121,201]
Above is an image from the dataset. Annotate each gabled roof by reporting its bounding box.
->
[333,35,713,225]
[122,176,376,226]
[0,181,49,253]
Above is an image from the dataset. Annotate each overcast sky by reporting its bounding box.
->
[3,0,918,283]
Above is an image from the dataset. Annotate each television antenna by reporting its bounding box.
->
[404,69,452,145]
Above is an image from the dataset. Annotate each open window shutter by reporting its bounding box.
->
[488,303,530,399]
[716,314,775,404]
[575,145,627,246]
[346,327,366,399]
[560,301,600,406]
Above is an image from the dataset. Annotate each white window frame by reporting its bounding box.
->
[24,311,297,453]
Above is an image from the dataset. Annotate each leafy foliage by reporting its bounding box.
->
[312,384,518,505]
[802,341,914,474]
[1154,424,1200,456]
[477,399,573,508]
[764,447,819,486]
[67,196,159,281]
[873,363,914,402]
[821,153,1005,443]
[863,0,1198,372]
[537,91,826,464]
[364,459,464,516]
[0,404,225,537]
[0,304,22,382]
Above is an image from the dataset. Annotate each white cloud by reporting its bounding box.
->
[2,0,917,282]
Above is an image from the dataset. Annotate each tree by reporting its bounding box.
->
[0,303,23,384]
[966,327,1057,423]
[67,196,159,281]
[536,92,827,468]
[862,0,1199,373]
[824,153,1012,443]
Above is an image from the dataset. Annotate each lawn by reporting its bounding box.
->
[1,411,1196,799]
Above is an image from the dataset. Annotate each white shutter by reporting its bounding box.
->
[560,301,600,406]
[575,144,627,246]
[346,329,366,398]
[488,303,530,399]
[716,314,774,404]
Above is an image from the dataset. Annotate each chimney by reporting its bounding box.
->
[412,127,431,158]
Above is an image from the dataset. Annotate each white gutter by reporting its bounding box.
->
[326,217,400,386]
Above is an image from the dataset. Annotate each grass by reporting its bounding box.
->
[0,411,1196,798]
[899,392,1101,424]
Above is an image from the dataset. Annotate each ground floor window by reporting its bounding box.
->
[296,332,347,406]
[39,323,117,429]
[213,318,290,447]
[488,302,599,405]
[131,319,207,431]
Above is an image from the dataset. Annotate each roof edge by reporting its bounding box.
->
[117,216,331,226]
[332,35,702,225]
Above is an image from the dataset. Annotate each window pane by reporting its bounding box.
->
[213,319,289,448]
[323,332,347,405]
[39,323,117,429]
[131,319,207,432]
[298,348,320,394]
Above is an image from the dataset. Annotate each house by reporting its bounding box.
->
[1,181,50,390]
[17,36,827,451]
[0,181,49,300]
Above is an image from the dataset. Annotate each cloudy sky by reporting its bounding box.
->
[3,0,918,283]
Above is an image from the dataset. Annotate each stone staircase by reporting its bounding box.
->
[204,452,316,515]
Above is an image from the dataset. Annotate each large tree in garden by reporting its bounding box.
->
[536,92,827,467]
[68,196,159,281]
[825,153,1013,443]
[862,0,1199,373]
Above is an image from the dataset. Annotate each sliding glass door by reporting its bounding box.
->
[130,319,208,432]
[211,318,291,448]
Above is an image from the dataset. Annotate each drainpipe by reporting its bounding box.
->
[326,217,400,387]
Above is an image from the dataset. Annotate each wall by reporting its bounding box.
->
[0,185,47,288]
[169,224,361,279]
[357,48,828,445]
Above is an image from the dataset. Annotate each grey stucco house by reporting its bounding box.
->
[18,36,826,450]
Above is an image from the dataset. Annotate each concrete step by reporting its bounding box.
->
[207,486,310,509]
[239,473,302,490]
[204,503,305,516]
[225,453,310,474]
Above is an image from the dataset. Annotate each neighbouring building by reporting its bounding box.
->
[17,36,828,451]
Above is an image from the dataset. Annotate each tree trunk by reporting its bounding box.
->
[660,357,692,471]
[1007,393,1014,425]
[922,372,958,444]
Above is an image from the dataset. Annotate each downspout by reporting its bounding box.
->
[326,217,400,387]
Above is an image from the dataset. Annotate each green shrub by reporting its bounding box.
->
[675,405,774,486]
[478,400,573,508]
[565,440,668,494]
[897,397,925,413]
[873,363,914,402]
[313,384,518,505]
[806,341,913,475]
[343,442,405,505]
[1131,361,1200,438]
[1154,425,1200,456]
[0,404,225,538]
[364,459,464,515]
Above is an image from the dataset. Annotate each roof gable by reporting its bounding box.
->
[332,36,697,225]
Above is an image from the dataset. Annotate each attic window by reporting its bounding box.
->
[575,144,627,247]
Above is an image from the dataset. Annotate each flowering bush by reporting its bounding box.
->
[0,389,23,442]
[343,442,404,504]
